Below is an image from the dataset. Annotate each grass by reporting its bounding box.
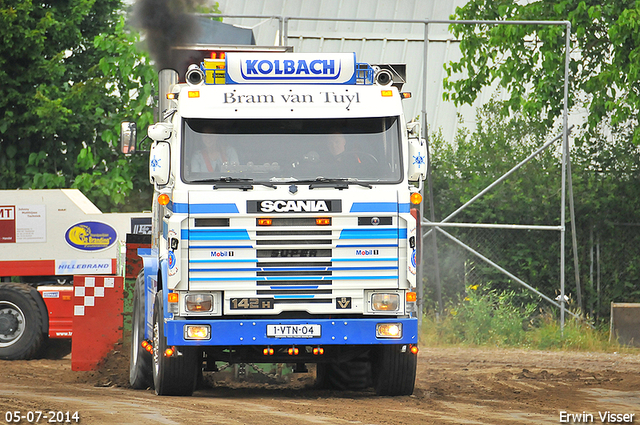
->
[420,285,639,353]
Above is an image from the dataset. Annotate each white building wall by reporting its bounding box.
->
[214,0,484,142]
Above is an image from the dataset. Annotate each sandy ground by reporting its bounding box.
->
[0,341,639,425]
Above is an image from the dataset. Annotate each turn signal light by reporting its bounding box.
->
[410,344,419,354]
[381,90,393,97]
[406,292,417,302]
[158,194,171,206]
[410,192,422,205]
[188,91,200,98]
[168,293,179,303]
[164,347,175,357]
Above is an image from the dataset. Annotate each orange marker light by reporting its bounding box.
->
[316,217,331,226]
[168,293,179,303]
[164,347,175,357]
[188,91,200,98]
[406,292,417,302]
[400,92,412,99]
[381,90,393,97]
[410,192,423,205]
[158,194,170,206]
[258,218,273,226]
[410,345,419,354]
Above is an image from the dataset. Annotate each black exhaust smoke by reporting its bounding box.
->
[132,0,205,72]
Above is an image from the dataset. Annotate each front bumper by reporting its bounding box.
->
[164,317,418,346]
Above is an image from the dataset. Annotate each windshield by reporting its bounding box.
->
[181,117,402,184]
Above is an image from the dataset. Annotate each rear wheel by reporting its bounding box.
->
[152,291,199,396]
[372,344,417,396]
[0,283,45,360]
[129,272,153,389]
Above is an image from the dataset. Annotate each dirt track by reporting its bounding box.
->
[1,344,639,425]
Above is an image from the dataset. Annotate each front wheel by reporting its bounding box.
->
[152,291,199,396]
[372,344,417,396]
[0,283,45,360]
[129,272,153,389]
[315,360,372,391]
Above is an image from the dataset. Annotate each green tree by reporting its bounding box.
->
[0,1,155,211]
[444,0,640,144]
[433,1,640,317]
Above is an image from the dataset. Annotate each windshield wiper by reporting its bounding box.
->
[299,177,372,189]
[192,177,276,190]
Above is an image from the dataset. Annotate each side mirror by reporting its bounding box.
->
[408,137,427,182]
[149,142,171,186]
[148,122,173,141]
[120,122,137,154]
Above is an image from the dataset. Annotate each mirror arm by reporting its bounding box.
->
[136,134,151,154]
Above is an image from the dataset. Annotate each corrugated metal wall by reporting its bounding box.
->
[214,0,478,141]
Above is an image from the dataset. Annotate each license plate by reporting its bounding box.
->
[266,324,321,338]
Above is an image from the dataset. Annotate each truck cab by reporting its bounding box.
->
[125,50,427,396]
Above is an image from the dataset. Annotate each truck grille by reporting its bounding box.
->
[254,228,334,303]
[187,215,400,311]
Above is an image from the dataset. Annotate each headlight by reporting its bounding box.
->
[371,293,400,311]
[185,294,213,312]
[376,323,403,338]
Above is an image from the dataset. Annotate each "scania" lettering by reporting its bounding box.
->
[260,200,329,213]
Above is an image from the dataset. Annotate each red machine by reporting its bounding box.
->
[0,189,149,360]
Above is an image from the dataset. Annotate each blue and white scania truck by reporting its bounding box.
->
[121,46,427,396]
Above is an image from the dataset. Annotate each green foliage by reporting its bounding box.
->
[526,312,614,351]
[424,285,537,347]
[421,286,627,352]
[445,0,640,144]
[0,1,155,211]
[426,98,640,319]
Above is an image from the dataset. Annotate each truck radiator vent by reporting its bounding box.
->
[253,228,334,301]
[256,249,332,258]
[257,270,332,276]
[256,280,332,286]
[256,239,332,245]
[256,261,332,267]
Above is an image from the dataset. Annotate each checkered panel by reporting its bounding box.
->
[73,276,116,316]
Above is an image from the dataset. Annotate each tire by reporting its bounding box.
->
[316,360,372,391]
[0,283,45,360]
[372,344,417,396]
[129,272,153,389]
[152,291,199,396]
